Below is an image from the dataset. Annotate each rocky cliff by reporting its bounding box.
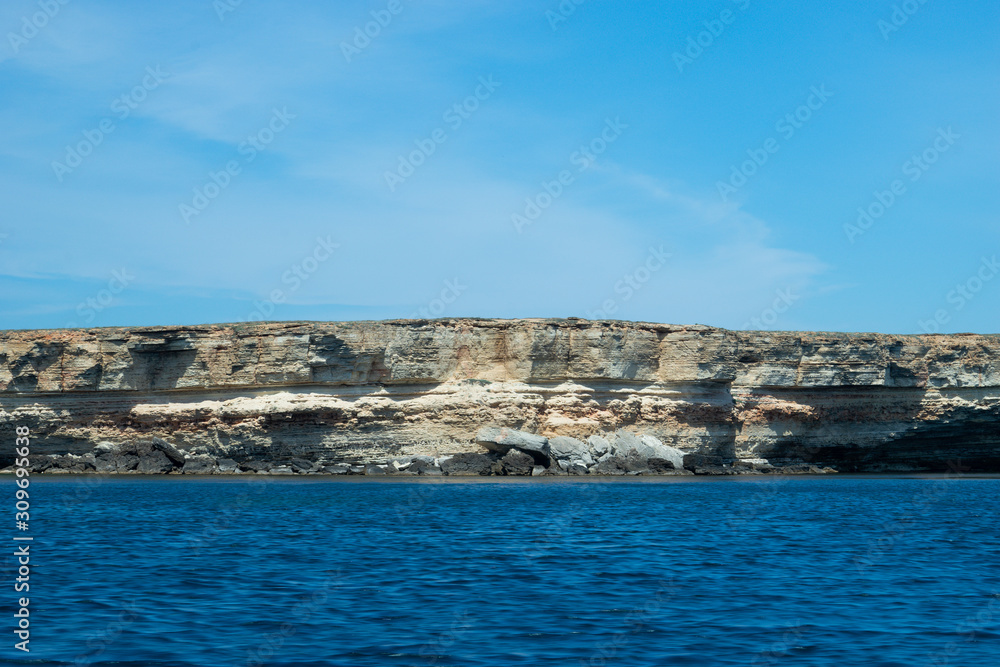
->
[1,319,998,475]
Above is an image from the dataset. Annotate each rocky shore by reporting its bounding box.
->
[23,428,836,477]
[2,318,999,475]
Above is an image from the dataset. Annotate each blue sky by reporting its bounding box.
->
[1,0,997,333]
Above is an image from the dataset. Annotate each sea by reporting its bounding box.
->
[3,476,999,666]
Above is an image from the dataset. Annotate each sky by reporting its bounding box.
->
[0,0,997,334]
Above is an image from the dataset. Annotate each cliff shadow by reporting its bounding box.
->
[738,387,1000,472]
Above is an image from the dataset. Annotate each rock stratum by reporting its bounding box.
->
[1,318,999,476]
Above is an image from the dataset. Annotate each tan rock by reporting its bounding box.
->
[0,319,997,473]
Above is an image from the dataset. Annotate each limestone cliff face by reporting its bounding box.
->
[1,319,999,471]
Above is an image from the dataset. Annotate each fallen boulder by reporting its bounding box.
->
[548,435,589,460]
[94,442,119,456]
[623,451,651,474]
[595,456,627,475]
[390,457,413,472]
[588,435,611,457]
[611,431,684,470]
[96,453,139,473]
[239,460,271,473]
[683,453,727,471]
[647,457,679,473]
[137,450,175,473]
[28,455,53,473]
[49,455,77,470]
[182,456,216,474]
[475,427,549,458]
[610,431,643,456]
[408,459,442,475]
[48,454,94,473]
[290,458,317,473]
[441,452,496,476]
[500,449,535,475]
[67,454,96,472]
[639,434,685,470]
[151,437,187,467]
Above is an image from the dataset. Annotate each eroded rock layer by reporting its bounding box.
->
[1,319,998,474]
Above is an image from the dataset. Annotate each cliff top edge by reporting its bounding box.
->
[0,318,995,339]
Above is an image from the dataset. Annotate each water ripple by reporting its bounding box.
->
[3,477,998,666]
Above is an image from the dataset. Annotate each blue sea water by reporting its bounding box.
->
[3,476,999,666]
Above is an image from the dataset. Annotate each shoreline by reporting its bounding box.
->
[5,320,1000,477]
[11,472,1000,483]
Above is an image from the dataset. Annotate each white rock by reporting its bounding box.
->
[610,430,643,456]
[476,427,549,456]
[639,433,685,470]
[548,435,590,461]
[94,442,119,455]
[588,435,610,456]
